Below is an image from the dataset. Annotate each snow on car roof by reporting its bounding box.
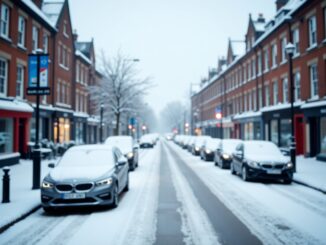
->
[68,144,115,151]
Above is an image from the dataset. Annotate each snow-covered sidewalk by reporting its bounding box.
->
[0,158,56,231]
[294,156,326,194]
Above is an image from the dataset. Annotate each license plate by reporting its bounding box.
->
[62,193,86,199]
[267,169,281,175]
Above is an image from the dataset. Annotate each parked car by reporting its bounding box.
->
[231,140,294,184]
[187,136,196,152]
[214,139,242,169]
[105,136,138,171]
[139,135,154,148]
[41,145,129,212]
[200,138,221,161]
[192,136,211,156]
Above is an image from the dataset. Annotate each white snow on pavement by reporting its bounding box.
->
[163,143,220,245]
[168,141,326,245]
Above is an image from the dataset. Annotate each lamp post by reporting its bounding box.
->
[285,42,296,172]
[100,103,104,143]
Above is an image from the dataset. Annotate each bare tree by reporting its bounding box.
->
[160,101,186,133]
[89,52,152,135]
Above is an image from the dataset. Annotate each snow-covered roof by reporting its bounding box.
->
[233,111,262,120]
[87,116,100,124]
[73,111,89,118]
[75,50,92,65]
[253,21,265,32]
[301,99,326,109]
[54,106,74,114]
[260,101,304,112]
[75,42,92,57]
[20,0,56,30]
[42,0,65,26]
[0,99,33,113]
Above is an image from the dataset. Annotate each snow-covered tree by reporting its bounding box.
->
[89,53,152,135]
[160,101,187,133]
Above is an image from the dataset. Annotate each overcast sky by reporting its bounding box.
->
[69,0,275,114]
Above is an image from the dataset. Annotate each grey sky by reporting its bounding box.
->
[69,0,275,113]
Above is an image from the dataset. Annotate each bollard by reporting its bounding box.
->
[2,166,10,203]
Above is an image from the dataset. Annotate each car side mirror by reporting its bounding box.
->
[234,150,243,159]
[117,157,127,166]
[48,163,55,168]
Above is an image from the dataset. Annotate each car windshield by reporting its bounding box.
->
[58,149,115,167]
[222,140,241,153]
[245,142,283,157]
[105,137,132,152]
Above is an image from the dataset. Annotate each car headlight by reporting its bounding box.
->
[126,152,133,159]
[195,147,200,151]
[42,181,54,189]
[96,177,113,187]
[222,153,230,159]
[205,149,211,154]
[286,162,293,169]
[247,161,261,169]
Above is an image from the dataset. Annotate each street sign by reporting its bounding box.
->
[27,54,50,95]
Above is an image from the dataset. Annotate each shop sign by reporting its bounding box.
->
[27,54,50,95]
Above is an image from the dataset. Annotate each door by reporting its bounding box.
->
[294,114,304,155]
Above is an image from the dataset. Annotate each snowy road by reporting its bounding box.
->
[1,140,326,245]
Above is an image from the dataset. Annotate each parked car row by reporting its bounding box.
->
[41,135,146,213]
[139,133,159,148]
[174,135,294,184]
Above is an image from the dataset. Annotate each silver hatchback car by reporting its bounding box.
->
[41,145,129,212]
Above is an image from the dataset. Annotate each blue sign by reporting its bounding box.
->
[215,106,221,114]
[27,54,50,95]
[28,56,38,88]
[129,117,137,125]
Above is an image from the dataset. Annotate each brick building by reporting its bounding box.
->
[0,0,102,164]
[191,0,326,160]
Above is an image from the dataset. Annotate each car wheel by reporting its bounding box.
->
[283,178,292,184]
[230,162,236,175]
[111,185,119,208]
[220,160,225,169]
[43,206,54,213]
[241,166,249,181]
[123,175,129,192]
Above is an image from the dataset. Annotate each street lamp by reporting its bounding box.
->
[285,42,296,172]
[100,103,104,143]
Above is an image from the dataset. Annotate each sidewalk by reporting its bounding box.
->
[0,155,325,233]
[0,158,58,232]
[294,156,326,194]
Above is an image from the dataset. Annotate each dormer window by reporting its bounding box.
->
[63,20,69,38]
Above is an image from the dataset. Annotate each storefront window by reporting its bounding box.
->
[54,118,70,143]
[280,119,291,147]
[75,122,84,144]
[271,120,278,146]
[254,122,261,140]
[320,117,326,154]
[244,122,254,140]
[0,118,13,154]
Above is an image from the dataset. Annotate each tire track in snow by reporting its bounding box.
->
[168,141,323,245]
[163,143,220,245]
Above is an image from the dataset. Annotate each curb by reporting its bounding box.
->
[293,179,326,195]
[0,205,41,234]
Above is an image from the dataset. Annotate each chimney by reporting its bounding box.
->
[32,0,43,8]
[257,13,265,23]
[276,0,289,11]
[73,29,78,42]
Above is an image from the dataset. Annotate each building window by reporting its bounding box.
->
[16,65,24,98]
[294,71,301,101]
[320,117,326,154]
[243,66,247,82]
[0,58,8,96]
[0,4,9,38]
[273,80,278,105]
[258,88,262,109]
[244,94,247,111]
[281,37,287,62]
[57,80,60,102]
[247,63,251,81]
[282,77,288,103]
[0,118,13,154]
[18,16,25,47]
[76,63,79,82]
[308,15,317,48]
[43,34,48,53]
[252,90,256,111]
[292,28,300,55]
[272,44,277,67]
[63,21,69,38]
[265,85,270,107]
[264,49,269,72]
[310,63,318,98]
[257,53,262,75]
[252,59,256,78]
[32,26,38,51]
[280,119,291,147]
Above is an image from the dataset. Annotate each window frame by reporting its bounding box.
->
[0,57,8,96]
[0,4,10,38]
[18,16,25,47]
[308,15,317,48]
[16,65,24,98]
[310,63,318,98]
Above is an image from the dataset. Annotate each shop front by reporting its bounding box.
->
[301,100,326,160]
[30,105,54,142]
[53,108,74,144]
[233,111,263,140]
[0,99,33,165]
[87,116,100,144]
[262,104,304,155]
[74,112,88,144]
